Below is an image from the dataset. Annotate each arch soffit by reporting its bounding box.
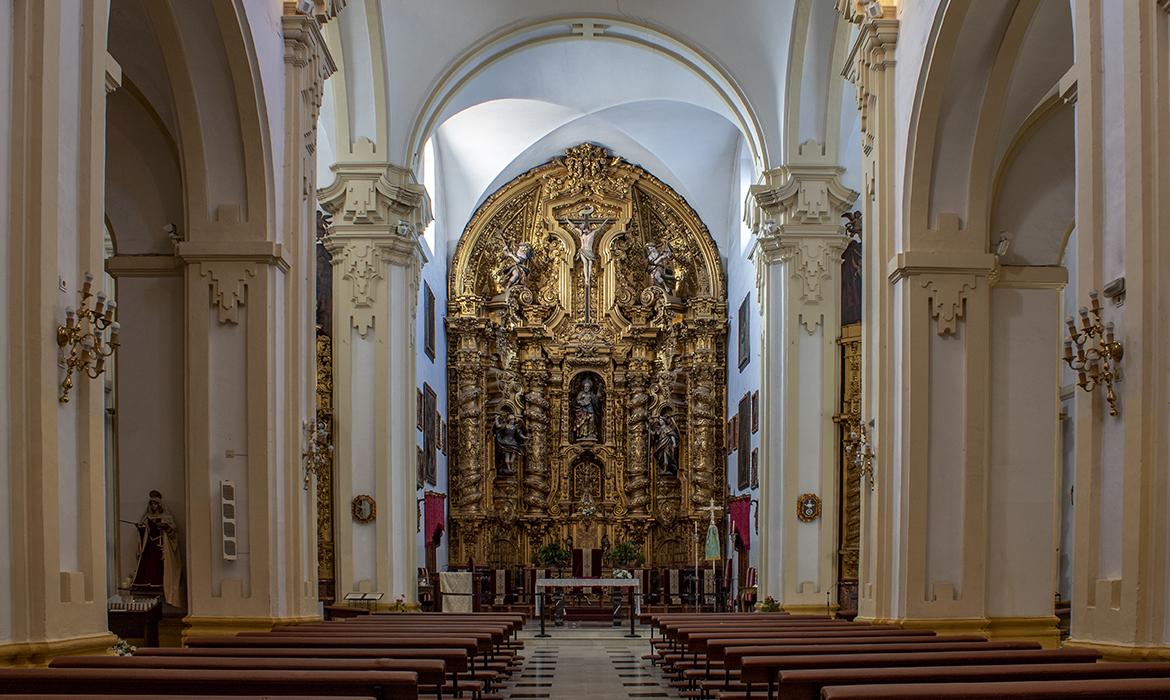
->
[905,0,1059,252]
[448,145,727,305]
[138,0,274,239]
[784,0,854,164]
[406,16,772,180]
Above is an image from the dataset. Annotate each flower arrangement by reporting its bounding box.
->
[612,569,633,579]
[392,594,407,612]
[108,636,137,656]
[756,596,781,613]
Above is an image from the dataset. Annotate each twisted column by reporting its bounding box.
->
[521,350,551,514]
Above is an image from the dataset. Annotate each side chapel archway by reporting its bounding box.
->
[446,144,728,568]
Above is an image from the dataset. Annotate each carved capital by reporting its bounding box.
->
[318,146,432,231]
[750,161,859,230]
[198,263,257,324]
[920,275,979,336]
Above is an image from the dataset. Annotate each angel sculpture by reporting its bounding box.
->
[842,211,862,242]
[645,242,677,292]
[500,241,533,289]
[493,412,527,476]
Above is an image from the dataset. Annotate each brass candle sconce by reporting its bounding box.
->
[1063,289,1124,416]
[57,271,120,402]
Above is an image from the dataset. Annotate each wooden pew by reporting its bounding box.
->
[51,655,446,699]
[134,647,474,698]
[0,668,418,700]
[719,648,1102,700]
[819,677,1170,699]
[773,661,1170,700]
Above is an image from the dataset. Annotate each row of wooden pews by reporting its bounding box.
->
[640,612,1170,699]
[0,611,526,700]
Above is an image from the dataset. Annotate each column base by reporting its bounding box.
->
[1064,639,1170,662]
[780,603,838,616]
[0,632,118,667]
[986,616,1061,649]
[181,614,322,642]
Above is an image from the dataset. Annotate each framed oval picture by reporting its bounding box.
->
[352,494,376,523]
[796,493,821,522]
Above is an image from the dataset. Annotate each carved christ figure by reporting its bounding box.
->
[560,206,612,292]
[651,416,680,476]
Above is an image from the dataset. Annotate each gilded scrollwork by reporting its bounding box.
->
[444,145,727,567]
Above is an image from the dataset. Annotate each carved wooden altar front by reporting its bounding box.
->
[446,144,728,569]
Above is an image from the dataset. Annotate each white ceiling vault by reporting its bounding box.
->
[317,0,860,257]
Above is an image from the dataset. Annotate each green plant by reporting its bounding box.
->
[533,542,570,568]
[608,540,639,567]
[757,595,781,613]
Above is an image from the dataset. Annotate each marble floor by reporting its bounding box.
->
[498,622,677,699]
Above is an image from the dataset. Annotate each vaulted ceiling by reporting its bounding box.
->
[317,0,861,258]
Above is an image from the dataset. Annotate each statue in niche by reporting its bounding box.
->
[645,242,677,293]
[840,211,863,326]
[572,378,603,442]
[499,241,533,289]
[650,415,680,476]
[130,490,182,606]
[493,412,527,476]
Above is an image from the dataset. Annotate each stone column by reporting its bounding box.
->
[842,4,898,625]
[1062,0,1170,659]
[0,0,116,663]
[624,342,654,516]
[520,342,552,516]
[319,144,429,604]
[749,155,857,613]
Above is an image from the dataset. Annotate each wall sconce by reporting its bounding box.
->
[58,272,119,403]
[1064,289,1124,416]
[844,422,874,490]
[302,418,333,489]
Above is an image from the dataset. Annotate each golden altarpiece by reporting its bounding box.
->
[445,144,728,569]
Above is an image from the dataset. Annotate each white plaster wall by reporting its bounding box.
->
[114,277,185,600]
[797,0,838,149]
[1057,228,1078,601]
[725,138,758,582]
[1093,4,1127,583]
[0,0,13,645]
[925,328,966,599]
[208,318,251,596]
[760,260,789,592]
[350,328,377,590]
[795,323,823,592]
[56,0,84,576]
[987,286,1059,618]
[416,234,449,572]
[273,271,288,615]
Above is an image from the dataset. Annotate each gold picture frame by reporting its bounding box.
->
[352,494,376,523]
[796,493,821,522]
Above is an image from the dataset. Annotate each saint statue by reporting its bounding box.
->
[650,416,680,476]
[131,490,182,606]
[573,378,602,442]
[493,412,527,476]
[645,242,676,292]
[500,241,533,289]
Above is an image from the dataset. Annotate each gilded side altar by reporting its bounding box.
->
[446,144,728,568]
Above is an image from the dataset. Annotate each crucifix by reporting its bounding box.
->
[559,206,614,322]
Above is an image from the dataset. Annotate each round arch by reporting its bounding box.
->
[406,15,773,179]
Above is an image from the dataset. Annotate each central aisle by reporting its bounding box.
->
[500,623,676,699]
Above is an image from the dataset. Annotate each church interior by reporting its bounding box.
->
[3,0,1170,692]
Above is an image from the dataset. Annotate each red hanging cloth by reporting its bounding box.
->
[425,493,446,545]
[729,498,751,550]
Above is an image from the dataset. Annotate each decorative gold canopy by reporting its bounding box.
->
[446,143,728,569]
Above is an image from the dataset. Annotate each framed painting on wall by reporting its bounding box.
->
[423,383,437,486]
[424,282,436,362]
[751,391,759,433]
[751,448,759,489]
[738,393,751,490]
[738,293,750,371]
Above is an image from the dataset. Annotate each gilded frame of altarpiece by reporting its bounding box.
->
[446,144,729,570]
